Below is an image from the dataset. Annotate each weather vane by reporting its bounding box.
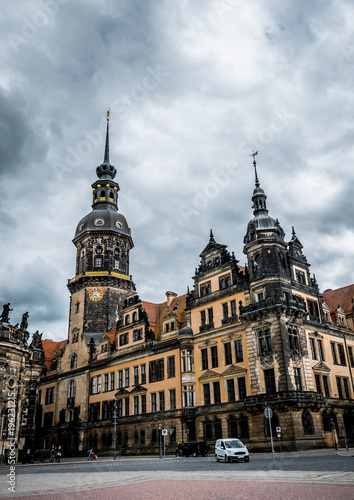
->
[107,109,110,121]
[250,150,259,187]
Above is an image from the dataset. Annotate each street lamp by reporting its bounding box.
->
[113,399,118,460]
[0,407,7,465]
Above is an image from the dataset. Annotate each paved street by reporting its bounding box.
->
[0,450,353,499]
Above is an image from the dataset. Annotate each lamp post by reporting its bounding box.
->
[0,406,7,465]
[113,399,118,460]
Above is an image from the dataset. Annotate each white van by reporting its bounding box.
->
[215,439,250,462]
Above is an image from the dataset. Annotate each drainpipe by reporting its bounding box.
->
[343,333,354,394]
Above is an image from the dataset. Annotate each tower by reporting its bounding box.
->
[67,112,135,346]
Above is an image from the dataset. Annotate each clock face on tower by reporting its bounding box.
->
[89,288,103,302]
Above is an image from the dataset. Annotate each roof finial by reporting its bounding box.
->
[250,150,259,187]
[104,109,110,163]
[209,229,215,242]
[292,226,296,239]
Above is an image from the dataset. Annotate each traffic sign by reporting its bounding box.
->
[276,426,281,433]
[264,407,273,420]
[162,429,168,436]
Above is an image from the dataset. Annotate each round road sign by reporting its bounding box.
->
[264,407,273,420]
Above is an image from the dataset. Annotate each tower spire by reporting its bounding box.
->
[104,109,110,164]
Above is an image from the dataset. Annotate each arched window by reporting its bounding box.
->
[79,249,85,273]
[125,315,130,325]
[68,380,75,398]
[302,409,315,435]
[70,353,77,369]
[226,276,231,287]
[258,329,272,354]
[109,191,114,200]
[227,414,249,439]
[100,190,105,199]
[132,312,137,322]
[322,410,331,431]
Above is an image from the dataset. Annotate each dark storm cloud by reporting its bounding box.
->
[0,0,353,340]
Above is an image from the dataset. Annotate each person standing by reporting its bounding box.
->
[49,445,55,463]
[57,446,62,463]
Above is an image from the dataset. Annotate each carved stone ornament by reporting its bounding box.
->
[259,351,273,366]
[290,349,302,365]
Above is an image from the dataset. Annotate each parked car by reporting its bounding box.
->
[215,439,250,462]
[180,441,207,457]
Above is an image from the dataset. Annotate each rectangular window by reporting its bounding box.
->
[90,377,96,395]
[336,377,343,399]
[213,381,221,404]
[141,394,147,414]
[170,389,176,410]
[238,377,247,399]
[309,338,316,360]
[110,372,115,391]
[44,412,53,428]
[222,303,229,319]
[294,367,302,391]
[337,344,347,366]
[315,374,322,394]
[104,373,109,392]
[140,430,145,444]
[124,397,129,416]
[259,329,272,354]
[203,384,211,405]
[348,346,354,368]
[149,359,164,382]
[296,269,305,283]
[97,375,101,393]
[224,342,232,365]
[117,399,123,417]
[134,396,139,415]
[200,310,206,326]
[125,368,130,387]
[343,378,350,399]
[118,370,123,389]
[151,393,156,412]
[227,379,236,402]
[211,346,218,368]
[201,349,208,370]
[141,364,146,384]
[317,340,324,361]
[133,328,143,341]
[167,356,175,378]
[257,292,264,302]
[230,300,237,317]
[208,308,214,324]
[133,366,139,386]
[134,430,139,445]
[119,333,129,346]
[264,369,276,393]
[159,391,165,411]
[45,387,55,404]
[331,343,338,364]
[323,375,330,397]
[235,339,243,363]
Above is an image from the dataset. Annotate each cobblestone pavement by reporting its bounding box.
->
[1,469,354,499]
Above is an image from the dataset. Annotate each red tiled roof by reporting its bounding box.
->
[323,284,354,315]
[42,339,66,373]
[141,294,187,337]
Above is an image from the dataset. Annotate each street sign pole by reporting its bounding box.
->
[159,423,162,459]
[264,407,276,468]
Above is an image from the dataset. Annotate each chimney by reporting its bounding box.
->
[166,291,177,308]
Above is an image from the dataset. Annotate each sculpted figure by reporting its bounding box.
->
[1,303,13,323]
[20,312,29,331]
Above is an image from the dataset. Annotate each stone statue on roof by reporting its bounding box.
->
[1,303,13,323]
[20,312,29,331]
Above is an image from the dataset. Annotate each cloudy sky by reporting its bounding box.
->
[0,0,353,341]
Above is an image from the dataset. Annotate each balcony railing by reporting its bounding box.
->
[244,390,323,406]
[240,297,307,318]
[199,323,214,333]
[221,315,238,326]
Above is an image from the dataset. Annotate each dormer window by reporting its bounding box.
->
[295,269,306,284]
[200,282,211,296]
[132,311,137,322]
[70,354,77,369]
[125,315,130,325]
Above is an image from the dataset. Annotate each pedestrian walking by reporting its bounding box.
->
[205,442,210,457]
[57,445,62,463]
[49,445,55,463]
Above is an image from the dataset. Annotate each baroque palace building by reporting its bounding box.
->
[34,115,354,456]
